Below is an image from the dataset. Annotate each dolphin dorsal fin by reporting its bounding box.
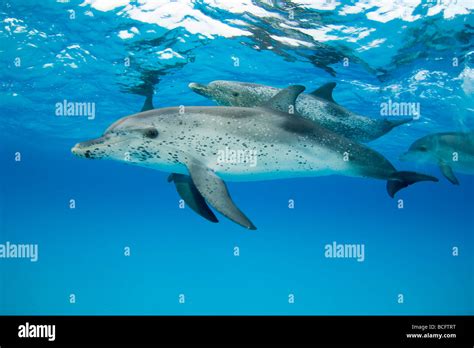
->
[310,82,337,103]
[141,93,154,112]
[263,85,305,114]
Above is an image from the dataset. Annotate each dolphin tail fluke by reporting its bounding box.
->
[386,171,439,197]
[385,118,413,132]
[384,118,412,131]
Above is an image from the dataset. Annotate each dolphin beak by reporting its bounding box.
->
[71,136,108,159]
[71,142,93,158]
[188,82,209,96]
[71,143,80,156]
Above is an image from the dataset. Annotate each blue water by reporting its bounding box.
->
[1,0,473,315]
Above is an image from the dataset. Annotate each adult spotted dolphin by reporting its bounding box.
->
[401,131,474,185]
[189,80,410,143]
[71,86,437,229]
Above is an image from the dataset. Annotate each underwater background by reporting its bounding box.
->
[0,0,473,315]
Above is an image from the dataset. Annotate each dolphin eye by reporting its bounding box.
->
[232,92,240,97]
[144,128,159,139]
[418,146,428,152]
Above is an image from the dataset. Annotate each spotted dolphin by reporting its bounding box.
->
[189,80,410,143]
[71,86,437,229]
[401,131,474,185]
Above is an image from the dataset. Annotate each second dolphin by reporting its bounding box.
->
[189,80,411,143]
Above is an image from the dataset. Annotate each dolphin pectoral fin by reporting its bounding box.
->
[439,163,459,185]
[262,85,305,114]
[186,163,257,230]
[310,82,337,104]
[141,93,154,112]
[168,173,218,223]
[386,171,439,197]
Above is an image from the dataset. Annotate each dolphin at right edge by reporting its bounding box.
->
[401,131,474,185]
[188,80,412,143]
